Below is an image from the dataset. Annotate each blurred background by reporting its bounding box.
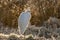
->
[0,0,60,28]
[0,0,60,40]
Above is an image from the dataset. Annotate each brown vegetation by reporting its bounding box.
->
[0,0,60,28]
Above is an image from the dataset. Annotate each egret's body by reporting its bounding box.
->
[18,8,31,34]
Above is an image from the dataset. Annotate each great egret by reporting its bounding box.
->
[18,7,31,34]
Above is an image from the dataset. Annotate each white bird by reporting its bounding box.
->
[18,7,31,34]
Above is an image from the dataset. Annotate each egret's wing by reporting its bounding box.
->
[18,11,31,34]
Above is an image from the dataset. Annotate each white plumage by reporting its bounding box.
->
[18,8,31,34]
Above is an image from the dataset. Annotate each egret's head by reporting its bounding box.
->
[24,7,31,12]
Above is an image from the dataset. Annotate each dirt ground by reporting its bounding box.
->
[0,17,60,40]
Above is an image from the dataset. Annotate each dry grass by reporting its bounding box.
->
[0,33,60,40]
[0,0,60,28]
[0,0,60,40]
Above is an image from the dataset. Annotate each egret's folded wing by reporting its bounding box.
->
[18,11,31,34]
